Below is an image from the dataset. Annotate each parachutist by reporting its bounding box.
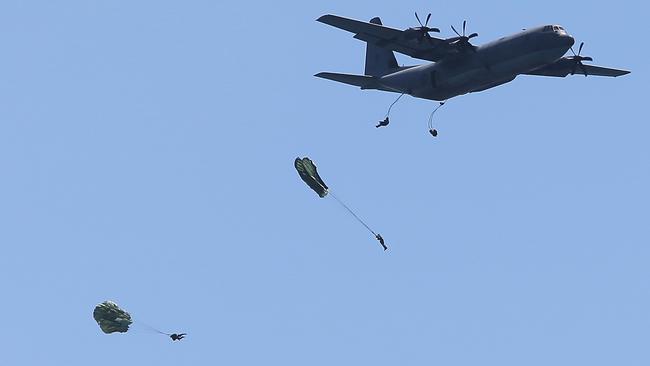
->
[296,157,383,251]
[170,333,187,341]
[376,117,390,128]
[429,129,438,137]
[376,234,388,251]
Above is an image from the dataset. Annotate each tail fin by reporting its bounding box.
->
[364,17,398,77]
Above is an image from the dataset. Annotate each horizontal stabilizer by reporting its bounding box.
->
[315,72,394,91]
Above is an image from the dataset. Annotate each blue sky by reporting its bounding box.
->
[0,0,647,365]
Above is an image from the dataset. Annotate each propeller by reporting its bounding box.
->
[448,20,479,52]
[408,12,440,44]
[568,42,593,77]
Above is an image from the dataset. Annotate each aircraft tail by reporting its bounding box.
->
[364,17,398,77]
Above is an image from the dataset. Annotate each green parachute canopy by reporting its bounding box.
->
[295,157,328,198]
[93,301,133,334]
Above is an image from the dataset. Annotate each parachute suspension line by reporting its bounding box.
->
[135,321,171,336]
[385,93,405,118]
[329,191,377,237]
[377,93,405,128]
[427,101,446,137]
[427,101,446,130]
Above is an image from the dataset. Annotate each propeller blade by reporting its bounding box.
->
[428,27,440,33]
[468,32,478,39]
[582,56,593,62]
[463,20,467,36]
[451,24,461,37]
[425,13,431,27]
[415,12,423,27]
[570,47,577,56]
[578,42,584,55]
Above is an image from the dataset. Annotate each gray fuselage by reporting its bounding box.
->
[378,25,575,100]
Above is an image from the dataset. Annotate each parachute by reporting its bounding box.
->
[93,301,185,340]
[93,301,132,334]
[294,157,328,198]
[294,156,388,251]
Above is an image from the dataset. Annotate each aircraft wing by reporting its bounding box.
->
[317,14,459,62]
[524,57,630,77]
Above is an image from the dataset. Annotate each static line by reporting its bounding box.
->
[329,191,377,237]
[428,101,446,130]
[385,93,405,118]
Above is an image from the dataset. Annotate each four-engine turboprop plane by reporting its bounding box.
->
[315,14,630,133]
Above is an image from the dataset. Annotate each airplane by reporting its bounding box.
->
[315,13,630,136]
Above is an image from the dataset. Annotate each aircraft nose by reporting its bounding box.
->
[564,35,575,47]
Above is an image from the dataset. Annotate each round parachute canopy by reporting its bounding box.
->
[93,301,133,334]
[295,157,328,198]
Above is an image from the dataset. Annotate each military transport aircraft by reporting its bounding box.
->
[315,14,630,135]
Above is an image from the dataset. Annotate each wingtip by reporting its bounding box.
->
[610,69,631,77]
[316,14,332,23]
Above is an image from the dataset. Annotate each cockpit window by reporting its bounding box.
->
[544,25,566,33]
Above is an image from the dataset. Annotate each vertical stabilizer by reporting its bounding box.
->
[364,17,398,77]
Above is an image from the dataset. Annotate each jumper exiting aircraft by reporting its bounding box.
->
[315,13,630,136]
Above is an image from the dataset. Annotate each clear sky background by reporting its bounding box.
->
[0,0,647,365]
